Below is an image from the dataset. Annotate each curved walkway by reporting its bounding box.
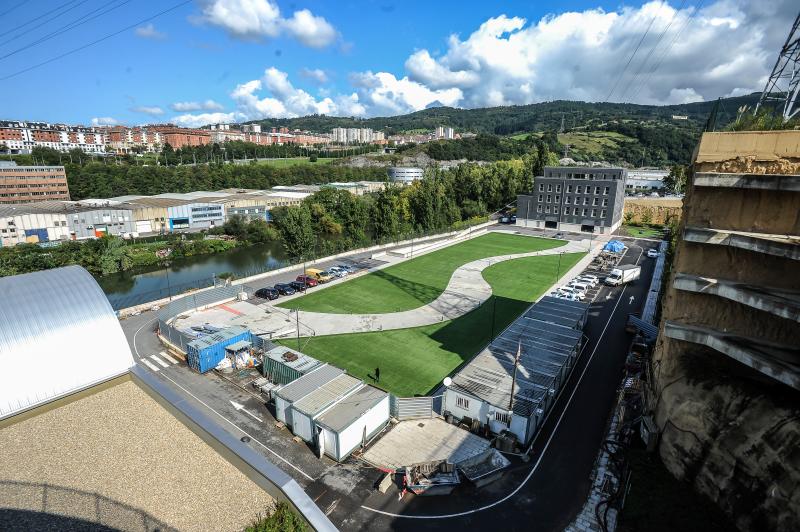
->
[290,238,594,337]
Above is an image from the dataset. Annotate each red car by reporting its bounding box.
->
[295,274,318,287]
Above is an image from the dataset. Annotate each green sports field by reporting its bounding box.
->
[277,232,565,314]
[278,251,585,396]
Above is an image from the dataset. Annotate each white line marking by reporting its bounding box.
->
[141,359,160,372]
[160,351,180,364]
[131,325,314,482]
[360,244,646,519]
[150,354,169,368]
[230,400,263,422]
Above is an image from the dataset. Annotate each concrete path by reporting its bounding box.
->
[290,238,596,337]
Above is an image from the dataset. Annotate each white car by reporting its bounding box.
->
[647,249,660,258]
[569,281,592,293]
[575,276,598,287]
[558,286,585,301]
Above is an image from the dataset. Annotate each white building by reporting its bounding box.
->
[626,168,668,191]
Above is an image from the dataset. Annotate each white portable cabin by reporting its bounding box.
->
[289,373,362,443]
[273,364,343,428]
[315,385,390,462]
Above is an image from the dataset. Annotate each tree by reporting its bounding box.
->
[641,207,654,225]
[271,205,315,260]
[624,211,634,225]
[663,165,688,193]
[309,153,318,162]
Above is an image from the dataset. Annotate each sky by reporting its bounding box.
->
[0,0,795,127]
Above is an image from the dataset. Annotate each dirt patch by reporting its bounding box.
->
[695,156,800,175]
[624,198,683,224]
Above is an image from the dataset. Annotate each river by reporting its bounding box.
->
[98,242,289,310]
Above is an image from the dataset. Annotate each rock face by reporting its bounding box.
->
[651,131,800,532]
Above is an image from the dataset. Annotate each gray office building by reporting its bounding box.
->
[516,166,627,234]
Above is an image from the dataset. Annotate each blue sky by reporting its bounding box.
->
[0,0,793,127]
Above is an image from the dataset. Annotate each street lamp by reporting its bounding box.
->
[555,252,563,283]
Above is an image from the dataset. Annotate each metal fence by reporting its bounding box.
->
[390,395,435,420]
[156,285,244,353]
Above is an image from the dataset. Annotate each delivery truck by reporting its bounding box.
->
[604,265,641,286]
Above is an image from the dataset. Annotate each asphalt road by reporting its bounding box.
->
[120,233,657,531]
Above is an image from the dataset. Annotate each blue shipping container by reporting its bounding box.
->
[186,326,251,373]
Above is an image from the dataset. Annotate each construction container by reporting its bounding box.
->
[262,346,323,385]
[186,326,251,373]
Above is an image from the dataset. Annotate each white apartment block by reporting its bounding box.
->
[0,121,106,154]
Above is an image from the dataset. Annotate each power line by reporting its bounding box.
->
[619,0,687,102]
[630,0,707,103]
[0,0,133,62]
[604,6,661,102]
[0,0,31,18]
[0,0,86,42]
[0,0,192,81]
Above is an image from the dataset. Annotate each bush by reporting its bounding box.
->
[247,502,307,532]
[309,153,318,162]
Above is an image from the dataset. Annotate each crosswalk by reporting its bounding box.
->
[140,351,181,372]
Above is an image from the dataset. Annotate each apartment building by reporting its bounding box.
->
[516,166,627,234]
[332,127,376,144]
[436,126,454,139]
[0,121,106,154]
[648,130,800,531]
[0,161,70,205]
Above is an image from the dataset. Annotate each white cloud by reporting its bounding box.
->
[393,0,794,107]
[283,9,337,48]
[134,23,166,40]
[170,99,224,112]
[91,117,118,126]
[350,71,463,115]
[299,67,329,84]
[130,106,164,116]
[171,112,243,128]
[198,0,338,47]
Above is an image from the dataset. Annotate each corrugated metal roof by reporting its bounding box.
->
[264,346,322,373]
[292,374,362,418]
[187,326,249,351]
[0,266,134,420]
[275,364,343,403]
[316,385,388,433]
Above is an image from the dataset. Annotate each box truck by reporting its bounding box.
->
[605,265,641,286]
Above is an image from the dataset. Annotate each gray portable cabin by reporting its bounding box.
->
[273,364,343,428]
[444,296,588,446]
[315,385,390,462]
[289,373,363,443]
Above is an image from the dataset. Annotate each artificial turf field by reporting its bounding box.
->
[278,251,585,396]
[278,232,566,314]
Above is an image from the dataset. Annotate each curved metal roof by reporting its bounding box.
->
[0,265,134,419]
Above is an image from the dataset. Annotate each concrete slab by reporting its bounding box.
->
[362,418,490,470]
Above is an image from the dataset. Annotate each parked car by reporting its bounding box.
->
[289,280,307,292]
[255,287,279,300]
[568,280,591,293]
[306,268,333,283]
[552,291,580,301]
[575,275,598,287]
[295,274,318,287]
[326,267,347,278]
[274,283,296,295]
[557,286,585,301]
[578,273,600,285]
[510,214,517,223]
[500,216,511,224]
[647,248,660,258]
[337,264,355,273]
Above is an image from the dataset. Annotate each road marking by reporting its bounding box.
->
[230,400,263,422]
[160,351,179,364]
[150,354,169,368]
[130,321,314,482]
[360,243,646,519]
[140,359,160,372]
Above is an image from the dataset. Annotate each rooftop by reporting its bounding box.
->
[316,385,388,433]
[0,378,273,531]
[292,374,363,417]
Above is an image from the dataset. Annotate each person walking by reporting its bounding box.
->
[375,366,381,383]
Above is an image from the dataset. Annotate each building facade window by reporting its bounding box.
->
[601,210,607,217]
[603,186,610,195]
[576,186,583,194]
[539,184,545,192]
[547,184,552,192]
[537,205,542,213]
[457,396,470,409]
[565,197,571,205]
[566,185,572,193]
[538,194,543,202]
[555,184,561,193]
[546,195,551,203]
[554,195,560,203]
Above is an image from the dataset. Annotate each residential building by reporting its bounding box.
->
[0,161,70,204]
[625,168,668,192]
[516,166,628,234]
[436,126,455,139]
[0,120,106,154]
[647,130,800,531]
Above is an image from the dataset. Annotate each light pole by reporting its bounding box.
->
[555,252,563,283]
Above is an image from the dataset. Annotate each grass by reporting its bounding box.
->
[622,224,663,238]
[279,252,585,396]
[254,157,336,167]
[278,233,565,314]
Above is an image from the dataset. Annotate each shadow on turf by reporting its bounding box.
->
[369,269,444,308]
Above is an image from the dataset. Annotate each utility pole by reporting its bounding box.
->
[296,307,301,351]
